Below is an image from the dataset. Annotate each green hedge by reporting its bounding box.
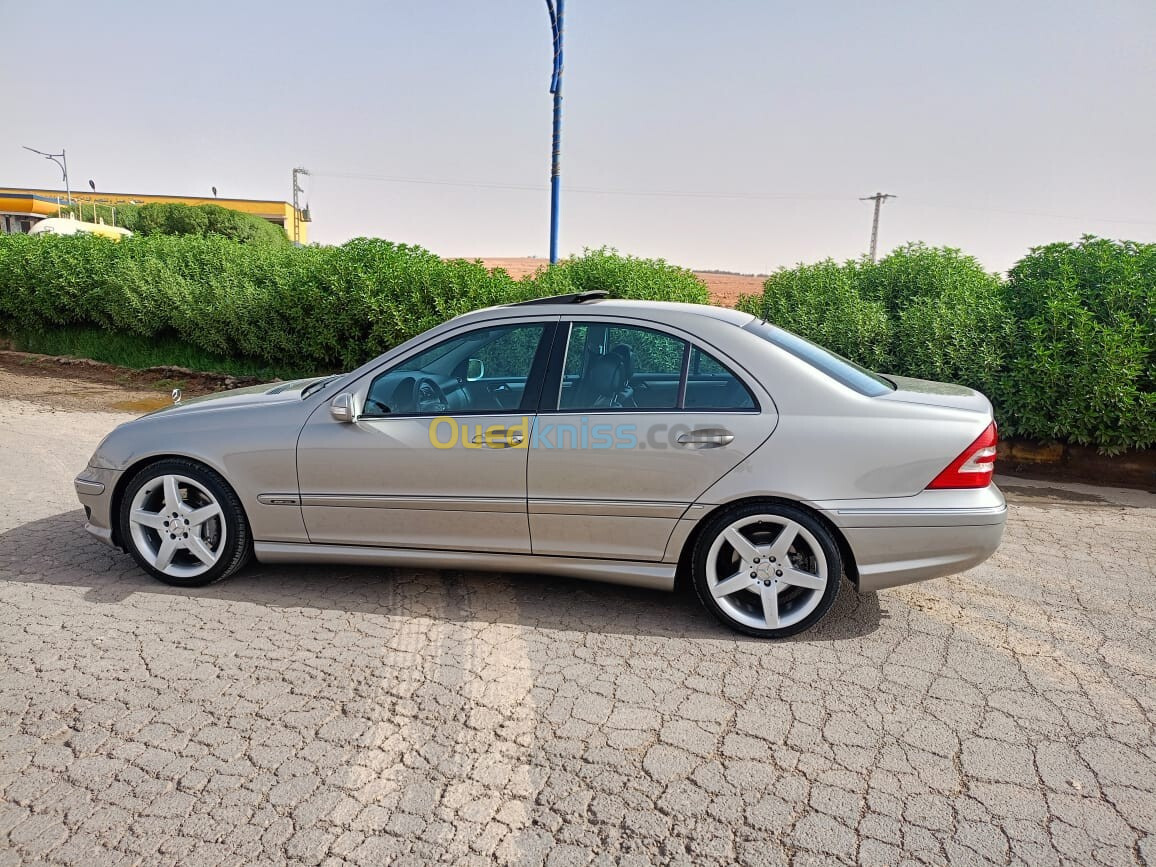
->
[999,238,1155,451]
[747,258,893,371]
[529,246,708,303]
[1,230,1150,451]
[738,239,1154,452]
[129,203,291,246]
[0,235,707,372]
[60,202,290,246]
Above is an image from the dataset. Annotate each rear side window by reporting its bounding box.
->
[553,321,758,412]
[559,323,685,410]
[744,320,894,397]
[685,347,757,409]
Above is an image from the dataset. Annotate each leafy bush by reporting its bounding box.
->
[2,231,1150,451]
[857,243,998,315]
[1000,237,1155,452]
[738,244,1007,387]
[530,247,709,304]
[736,239,1152,451]
[131,203,290,246]
[736,259,892,370]
[55,202,287,245]
[0,235,709,373]
[893,285,1009,399]
[60,202,139,229]
[881,246,1010,397]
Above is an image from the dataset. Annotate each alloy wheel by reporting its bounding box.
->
[704,514,829,631]
[128,474,227,579]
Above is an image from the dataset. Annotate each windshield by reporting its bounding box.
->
[744,320,895,397]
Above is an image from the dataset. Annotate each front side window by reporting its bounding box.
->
[365,323,549,416]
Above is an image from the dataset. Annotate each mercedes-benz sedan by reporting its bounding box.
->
[75,292,1006,637]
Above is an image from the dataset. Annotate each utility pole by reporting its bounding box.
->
[859,192,895,262]
[23,146,71,205]
[545,0,564,264]
[292,167,310,246]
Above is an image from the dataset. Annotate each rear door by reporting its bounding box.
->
[526,319,776,561]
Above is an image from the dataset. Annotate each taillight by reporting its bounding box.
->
[927,422,998,489]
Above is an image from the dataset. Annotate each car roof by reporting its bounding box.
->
[459,297,756,328]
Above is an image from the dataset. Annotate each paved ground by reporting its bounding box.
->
[1,391,1154,867]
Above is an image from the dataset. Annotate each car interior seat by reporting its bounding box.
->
[609,343,637,407]
[572,351,627,408]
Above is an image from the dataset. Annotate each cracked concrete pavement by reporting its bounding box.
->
[1,392,1154,866]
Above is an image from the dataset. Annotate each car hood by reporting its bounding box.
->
[138,377,328,419]
[876,374,993,415]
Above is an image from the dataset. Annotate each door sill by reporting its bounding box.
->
[253,542,676,591]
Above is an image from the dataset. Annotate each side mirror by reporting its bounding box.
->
[466,358,485,381]
[330,392,360,423]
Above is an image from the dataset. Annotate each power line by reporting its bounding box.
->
[312,169,849,202]
[309,169,1156,226]
[902,198,1156,227]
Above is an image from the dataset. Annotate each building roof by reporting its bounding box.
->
[0,187,299,222]
[0,186,306,240]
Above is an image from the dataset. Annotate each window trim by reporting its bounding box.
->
[537,319,762,414]
[675,342,692,408]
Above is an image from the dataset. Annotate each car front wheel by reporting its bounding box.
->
[691,502,841,638]
[118,458,251,587]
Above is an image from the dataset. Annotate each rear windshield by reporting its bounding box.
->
[743,320,895,397]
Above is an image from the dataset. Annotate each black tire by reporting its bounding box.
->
[117,458,252,588]
[691,501,841,639]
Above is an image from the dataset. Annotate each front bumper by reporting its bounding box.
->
[74,465,122,549]
[819,486,1007,592]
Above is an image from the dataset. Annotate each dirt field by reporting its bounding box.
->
[0,351,256,414]
[474,257,765,307]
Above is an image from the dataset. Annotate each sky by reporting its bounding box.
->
[3,0,1155,275]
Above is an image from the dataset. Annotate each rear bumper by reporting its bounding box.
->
[818,486,1007,592]
[841,519,1005,591]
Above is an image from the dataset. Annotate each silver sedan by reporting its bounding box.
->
[75,292,1006,637]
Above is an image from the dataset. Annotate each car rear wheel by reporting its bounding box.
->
[691,502,841,638]
[118,459,251,587]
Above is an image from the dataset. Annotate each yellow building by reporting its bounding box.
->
[0,187,308,242]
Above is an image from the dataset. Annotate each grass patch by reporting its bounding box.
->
[5,327,326,381]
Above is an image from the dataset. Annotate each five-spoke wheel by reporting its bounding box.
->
[118,459,251,587]
[692,502,841,638]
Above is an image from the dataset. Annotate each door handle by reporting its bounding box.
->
[676,428,735,448]
[472,428,525,447]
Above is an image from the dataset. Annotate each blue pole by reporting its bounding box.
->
[547,0,564,264]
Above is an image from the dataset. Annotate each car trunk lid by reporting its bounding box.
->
[875,374,993,416]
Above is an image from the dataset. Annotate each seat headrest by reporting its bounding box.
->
[609,343,635,381]
[585,353,626,396]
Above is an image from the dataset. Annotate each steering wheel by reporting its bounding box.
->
[415,377,449,413]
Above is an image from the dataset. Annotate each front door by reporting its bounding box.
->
[527,320,775,560]
[296,321,556,554]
